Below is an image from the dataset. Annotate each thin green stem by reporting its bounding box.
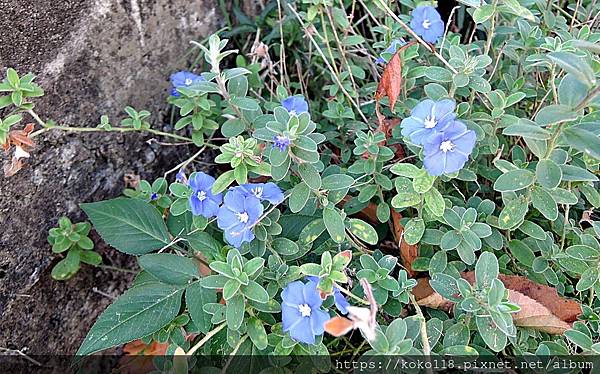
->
[186,322,226,356]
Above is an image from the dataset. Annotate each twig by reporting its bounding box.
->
[92,287,117,300]
[222,335,248,372]
[187,323,227,356]
[0,347,43,366]
[409,293,433,374]
[287,4,370,124]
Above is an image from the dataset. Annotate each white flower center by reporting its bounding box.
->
[424,116,437,129]
[251,187,263,199]
[236,212,249,223]
[440,140,455,153]
[234,151,243,158]
[422,19,431,29]
[184,78,193,85]
[298,303,312,317]
[197,190,207,201]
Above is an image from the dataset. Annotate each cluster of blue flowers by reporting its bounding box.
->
[282,277,349,344]
[400,99,477,176]
[186,171,283,248]
[170,71,205,96]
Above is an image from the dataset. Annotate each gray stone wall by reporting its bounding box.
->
[0,0,220,354]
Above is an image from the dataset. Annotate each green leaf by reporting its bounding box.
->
[560,165,598,182]
[77,283,183,355]
[508,240,535,267]
[138,254,200,285]
[413,170,435,193]
[476,315,507,352]
[390,163,420,177]
[475,251,498,288]
[212,170,236,194]
[51,250,81,280]
[536,159,562,189]
[323,207,346,243]
[502,124,551,140]
[321,174,354,190]
[565,329,594,350]
[493,169,535,192]
[186,282,216,333]
[346,218,378,245]
[289,182,310,213]
[548,52,596,88]
[576,267,598,292]
[403,218,425,245]
[298,163,321,190]
[535,104,578,126]
[272,237,300,255]
[425,67,453,82]
[241,280,269,303]
[531,187,558,220]
[498,196,529,229]
[562,127,600,161]
[230,97,260,111]
[559,74,589,107]
[517,221,546,240]
[226,294,245,330]
[247,317,268,350]
[424,188,445,216]
[430,273,461,301]
[502,0,535,20]
[81,198,170,255]
[473,4,495,23]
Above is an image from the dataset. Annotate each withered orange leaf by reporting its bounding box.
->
[412,273,582,334]
[375,52,403,112]
[461,272,581,323]
[391,209,419,277]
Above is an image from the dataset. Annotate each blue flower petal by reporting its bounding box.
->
[282,280,307,306]
[303,279,324,308]
[333,289,350,315]
[281,95,309,114]
[288,315,315,344]
[310,308,330,337]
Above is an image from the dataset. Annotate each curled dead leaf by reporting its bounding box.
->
[375,51,403,113]
[412,273,581,334]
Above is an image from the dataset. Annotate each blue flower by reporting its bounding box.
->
[217,189,263,248]
[170,71,205,97]
[281,95,308,115]
[273,135,291,152]
[233,182,284,205]
[188,172,222,218]
[423,120,477,176]
[375,39,407,64]
[306,276,349,315]
[176,169,187,184]
[400,99,456,145]
[150,192,159,201]
[282,280,331,345]
[410,5,445,44]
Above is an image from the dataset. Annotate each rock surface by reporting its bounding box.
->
[0,0,220,354]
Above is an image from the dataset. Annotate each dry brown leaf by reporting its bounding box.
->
[412,274,581,335]
[461,272,581,323]
[375,51,403,112]
[509,290,571,334]
[391,209,419,277]
[118,340,169,374]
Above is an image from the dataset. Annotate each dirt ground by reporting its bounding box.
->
[0,0,219,354]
